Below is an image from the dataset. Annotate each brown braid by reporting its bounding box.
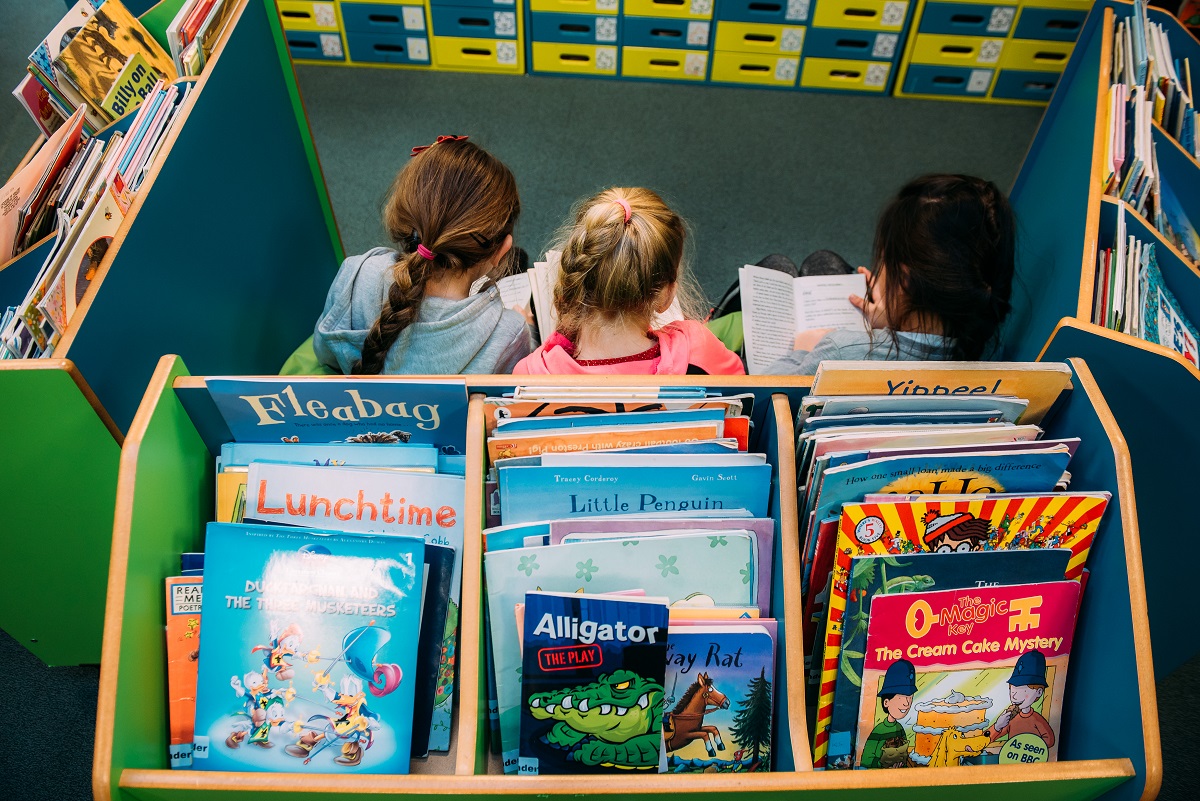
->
[352,254,428,375]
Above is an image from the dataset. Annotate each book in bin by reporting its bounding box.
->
[191,523,424,774]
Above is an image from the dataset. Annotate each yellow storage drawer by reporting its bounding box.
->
[713,21,805,55]
[811,0,909,31]
[532,41,619,74]
[1017,0,1092,9]
[799,55,891,91]
[1000,37,1073,72]
[277,0,341,31]
[529,0,618,14]
[908,32,1005,67]
[710,49,799,85]
[621,45,708,79]
[434,36,523,71]
[623,0,715,20]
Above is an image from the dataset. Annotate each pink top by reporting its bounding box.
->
[512,320,745,376]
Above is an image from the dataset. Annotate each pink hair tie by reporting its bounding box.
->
[613,198,631,225]
[416,244,437,260]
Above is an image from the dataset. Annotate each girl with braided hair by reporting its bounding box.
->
[765,174,1016,374]
[513,187,743,375]
[313,137,533,375]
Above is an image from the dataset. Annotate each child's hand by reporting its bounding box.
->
[849,266,885,326]
[794,328,834,351]
[513,304,535,327]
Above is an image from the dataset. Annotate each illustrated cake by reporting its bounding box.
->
[910,690,993,765]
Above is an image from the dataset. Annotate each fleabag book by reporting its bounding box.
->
[519,593,670,775]
[191,523,424,774]
[854,581,1080,770]
[664,623,776,773]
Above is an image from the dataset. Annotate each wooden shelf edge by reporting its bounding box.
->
[1038,316,1200,381]
[1079,7,1117,320]
[1097,196,1200,278]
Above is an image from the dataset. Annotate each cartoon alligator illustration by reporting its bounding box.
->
[527,669,663,769]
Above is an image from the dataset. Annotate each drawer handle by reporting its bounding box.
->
[835,38,869,49]
[1025,80,1054,91]
[559,23,591,32]
[650,28,684,37]
[649,58,682,67]
[288,39,319,49]
[749,1,784,9]
[462,47,494,56]
[1034,51,1067,62]
[459,17,491,26]
[745,33,778,43]
[844,8,878,18]
[281,11,313,20]
[561,53,591,61]
[374,43,406,53]
[1046,20,1080,31]
[829,69,862,79]
[739,63,770,72]
[950,13,985,24]
[654,0,686,5]
[940,45,973,54]
[367,14,401,23]
[933,75,966,85]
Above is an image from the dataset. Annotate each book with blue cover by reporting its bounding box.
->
[496,407,727,433]
[205,377,468,453]
[518,592,670,775]
[243,462,465,753]
[219,442,439,472]
[497,464,772,525]
[823,548,1074,770]
[191,522,424,774]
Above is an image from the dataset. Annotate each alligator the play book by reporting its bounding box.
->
[518,592,670,774]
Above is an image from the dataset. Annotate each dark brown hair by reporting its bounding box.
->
[871,174,1015,360]
[353,140,520,374]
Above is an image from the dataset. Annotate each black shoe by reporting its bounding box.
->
[799,250,855,276]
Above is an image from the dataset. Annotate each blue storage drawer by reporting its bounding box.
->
[430,0,515,8]
[990,67,1059,101]
[530,12,619,44]
[284,29,346,60]
[717,0,810,24]
[803,27,900,61]
[622,17,711,49]
[918,2,1017,36]
[346,29,431,62]
[902,62,993,95]
[1012,7,1085,42]
[430,5,518,38]
[341,2,427,34]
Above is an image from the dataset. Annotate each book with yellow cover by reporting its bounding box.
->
[487,420,723,461]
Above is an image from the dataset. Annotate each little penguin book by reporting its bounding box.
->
[519,592,670,775]
[191,523,424,774]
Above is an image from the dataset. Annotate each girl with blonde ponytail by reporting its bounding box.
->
[513,188,743,375]
[313,137,533,375]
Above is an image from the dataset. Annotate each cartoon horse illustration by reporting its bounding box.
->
[664,672,730,757]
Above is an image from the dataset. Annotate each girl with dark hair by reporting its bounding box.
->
[313,136,533,375]
[765,174,1016,374]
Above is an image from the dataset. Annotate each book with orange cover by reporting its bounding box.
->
[487,421,723,461]
[165,576,202,768]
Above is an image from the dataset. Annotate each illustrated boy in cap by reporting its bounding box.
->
[922,510,991,553]
[989,650,1055,748]
[860,659,917,768]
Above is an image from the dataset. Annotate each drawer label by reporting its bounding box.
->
[775,56,798,82]
[685,51,708,75]
[596,0,618,10]
[882,1,908,27]
[494,11,517,36]
[319,33,343,57]
[597,46,618,71]
[873,33,898,59]
[408,37,429,61]
[865,62,889,86]
[978,39,1003,64]
[786,0,810,22]
[968,68,993,93]
[687,20,710,46]
[691,0,714,16]
[987,7,1015,34]
[597,17,618,42]
[314,2,336,27]
[403,6,426,31]
[781,27,804,53]
[497,40,518,64]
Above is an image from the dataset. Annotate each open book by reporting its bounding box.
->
[738,264,866,374]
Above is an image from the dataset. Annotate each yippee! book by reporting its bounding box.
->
[519,592,669,775]
[191,523,423,773]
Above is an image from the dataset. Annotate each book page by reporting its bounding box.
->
[494,272,532,310]
[793,273,867,332]
[739,264,797,374]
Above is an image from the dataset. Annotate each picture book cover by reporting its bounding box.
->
[485,532,758,773]
[518,593,670,774]
[166,576,202,769]
[487,420,724,461]
[482,395,748,437]
[823,548,1074,770]
[219,442,439,471]
[854,581,1080,769]
[663,622,776,773]
[243,462,465,753]
[191,522,424,773]
[497,463,772,525]
[412,543,454,758]
[495,407,728,433]
[206,378,468,453]
[810,493,1107,766]
[800,395,1030,426]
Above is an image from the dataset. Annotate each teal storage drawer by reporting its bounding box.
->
[430,0,515,7]
[990,67,1059,101]
[918,2,1016,36]
[285,29,346,60]
[341,2,427,34]
[1012,6,1085,42]
[530,11,619,44]
[346,29,431,62]
[622,17,711,49]
[431,6,519,38]
[902,62,993,95]
[803,26,900,61]
[717,0,811,24]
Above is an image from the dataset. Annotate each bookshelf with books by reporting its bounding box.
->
[0,0,341,666]
[93,359,1156,801]
[1001,0,1200,677]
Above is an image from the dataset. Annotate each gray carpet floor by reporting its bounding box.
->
[2,6,1198,800]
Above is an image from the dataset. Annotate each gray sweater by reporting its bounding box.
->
[313,247,533,375]
[764,328,955,375]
